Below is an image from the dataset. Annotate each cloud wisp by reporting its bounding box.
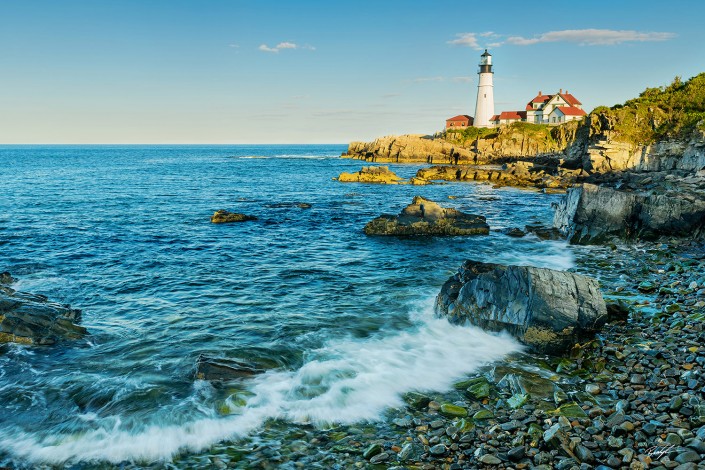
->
[258,42,315,53]
[449,28,675,49]
[506,29,676,46]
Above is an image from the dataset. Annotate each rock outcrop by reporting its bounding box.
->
[0,277,87,345]
[553,175,705,244]
[337,166,404,184]
[211,210,257,223]
[416,163,586,189]
[344,135,478,164]
[435,260,607,354]
[364,196,489,236]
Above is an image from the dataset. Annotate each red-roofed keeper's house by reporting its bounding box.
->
[445,115,474,129]
[525,89,584,124]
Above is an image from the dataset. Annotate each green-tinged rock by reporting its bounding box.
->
[637,281,657,293]
[403,392,430,410]
[543,423,568,449]
[440,403,468,418]
[554,389,569,405]
[466,380,491,399]
[507,393,528,409]
[548,402,588,419]
[473,409,495,420]
[363,444,382,460]
[665,303,681,313]
[453,418,475,433]
[528,423,543,446]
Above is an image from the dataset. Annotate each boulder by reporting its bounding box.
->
[195,355,265,382]
[553,182,705,244]
[364,196,489,236]
[210,210,257,224]
[435,260,607,354]
[337,166,404,184]
[0,280,87,345]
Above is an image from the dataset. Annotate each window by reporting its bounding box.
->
[552,117,556,123]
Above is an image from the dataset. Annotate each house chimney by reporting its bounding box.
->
[559,88,563,94]
[538,90,542,95]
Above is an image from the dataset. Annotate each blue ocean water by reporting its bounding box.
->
[0,145,575,465]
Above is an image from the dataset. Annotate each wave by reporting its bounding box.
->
[0,298,522,465]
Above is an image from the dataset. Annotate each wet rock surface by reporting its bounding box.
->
[435,260,608,354]
[210,210,258,223]
[364,196,489,236]
[0,275,87,345]
[195,355,266,382]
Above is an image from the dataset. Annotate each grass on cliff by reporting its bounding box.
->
[446,126,498,143]
[593,73,705,144]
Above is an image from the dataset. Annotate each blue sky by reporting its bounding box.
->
[1,0,703,144]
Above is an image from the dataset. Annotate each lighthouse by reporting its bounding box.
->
[473,49,495,128]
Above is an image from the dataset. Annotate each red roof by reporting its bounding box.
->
[499,111,524,120]
[559,93,582,106]
[529,94,552,104]
[446,114,473,122]
[554,106,586,116]
[490,114,500,121]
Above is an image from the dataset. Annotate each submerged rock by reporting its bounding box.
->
[337,166,404,184]
[0,278,87,345]
[210,210,257,224]
[364,196,489,236]
[435,260,607,354]
[195,355,265,382]
[553,181,705,244]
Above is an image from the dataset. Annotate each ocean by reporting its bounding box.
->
[0,145,577,467]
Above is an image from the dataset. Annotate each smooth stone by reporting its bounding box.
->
[440,403,468,418]
[363,444,382,460]
[429,444,446,456]
[478,454,502,465]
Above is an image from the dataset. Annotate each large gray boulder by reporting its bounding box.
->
[435,260,607,354]
[364,196,489,236]
[0,275,87,345]
[553,182,705,244]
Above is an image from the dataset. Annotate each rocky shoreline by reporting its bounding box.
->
[192,240,704,470]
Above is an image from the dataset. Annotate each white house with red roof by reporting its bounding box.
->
[525,89,586,124]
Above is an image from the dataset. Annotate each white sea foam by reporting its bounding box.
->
[0,300,522,464]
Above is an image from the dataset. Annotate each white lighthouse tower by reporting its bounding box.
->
[473,49,495,128]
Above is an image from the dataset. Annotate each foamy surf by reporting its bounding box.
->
[0,300,522,465]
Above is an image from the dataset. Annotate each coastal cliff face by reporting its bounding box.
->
[345,134,479,164]
[344,124,581,166]
[566,113,705,173]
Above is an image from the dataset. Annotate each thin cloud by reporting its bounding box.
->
[258,41,315,53]
[413,76,445,83]
[506,29,676,46]
[452,76,473,83]
[228,44,240,48]
[449,29,675,50]
[447,33,483,50]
